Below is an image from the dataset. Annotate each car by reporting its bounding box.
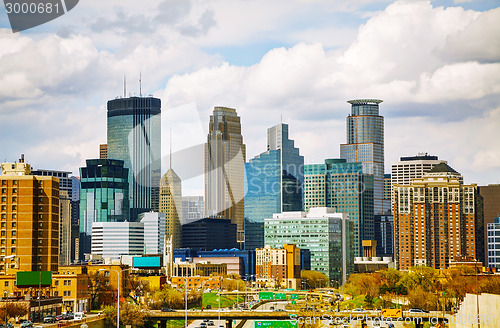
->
[161,308,175,312]
[352,308,367,313]
[408,308,429,313]
[43,315,56,323]
[55,315,63,321]
[200,323,207,328]
[0,324,14,328]
[20,321,33,328]
[208,321,214,326]
[206,305,212,309]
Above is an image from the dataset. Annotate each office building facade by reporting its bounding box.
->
[32,170,81,265]
[478,184,500,266]
[340,99,384,215]
[374,215,394,258]
[256,244,302,289]
[140,212,165,255]
[79,159,129,259]
[487,216,500,268]
[107,96,161,220]
[182,196,204,225]
[304,159,373,256]
[264,207,353,283]
[91,221,144,259]
[1,159,59,273]
[181,217,238,250]
[393,163,483,270]
[205,107,246,244]
[159,169,182,249]
[245,123,303,250]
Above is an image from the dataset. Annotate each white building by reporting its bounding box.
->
[182,196,205,225]
[140,212,165,254]
[264,207,353,284]
[91,221,144,259]
[487,216,500,268]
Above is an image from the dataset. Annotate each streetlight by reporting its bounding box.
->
[99,267,136,328]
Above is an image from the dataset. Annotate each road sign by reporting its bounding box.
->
[290,294,299,299]
[254,321,298,328]
[259,292,274,300]
[275,293,287,300]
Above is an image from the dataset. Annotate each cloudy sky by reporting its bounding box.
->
[0,0,499,195]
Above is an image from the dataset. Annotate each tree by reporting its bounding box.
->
[301,270,328,289]
[407,286,438,311]
[88,271,112,310]
[120,302,146,328]
[102,305,117,328]
[0,303,28,323]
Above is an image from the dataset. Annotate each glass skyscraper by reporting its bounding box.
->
[79,159,129,259]
[244,123,303,250]
[205,107,246,244]
[107,96,161,220]
[340,99,384,215]
[304,159,373,257]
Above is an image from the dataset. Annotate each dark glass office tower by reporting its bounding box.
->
[244,123,303,250]
[107,96,161,220]
[79,159,129,259]
[340,99,384,215]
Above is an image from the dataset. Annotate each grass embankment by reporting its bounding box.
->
[202,292,245,309]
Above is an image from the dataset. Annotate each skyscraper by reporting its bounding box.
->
[478,184,500,266]
[391,154,448,186]
[79,159,129,259]
[304,159,373,256]
[244,123,303,250]
[159,169,182,249]
[1,158,59,272]
[393,163,483,270]
[107,96,161,220]
[182,196,204,225]
[340,99,384,215]
[205,107,246,244]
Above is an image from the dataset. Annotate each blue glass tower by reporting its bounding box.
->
[107,96,161,220]
[304,159,374,257]
[244,123,303,250]
[79,159,129,259]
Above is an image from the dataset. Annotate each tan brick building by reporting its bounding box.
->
[393,163,483,270]
[256,244,301,289]
[1,159,59,273]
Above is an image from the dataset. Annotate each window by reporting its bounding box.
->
[1,214,5,219]
[11,231,16,236]
[0,189,4,194]
[11,222,16,228]
[11,247,15,253]
[12,188,16,194]
[1,231,5,237]
[12,205,16,211]
[12,181,17,185]
[1,205,5,211]
[55,280,59,286]
[12,214,16,219]
[39,223,43,228]
[63,291,71,296]
[1,181,5,186]
[1,197,5,202]
[38,248,42,253]
[11,239,16,244]
[4,281,8,287]
[38,231,42,237]
[38,240,42,244]
[0,223,4,228]
[12,197,16,202]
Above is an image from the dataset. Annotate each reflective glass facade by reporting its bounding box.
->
[107,97,161,220]
[487,217,500,268]
[244,123,303,250]
[205,107,246,243]
[340,99,384,216]
[304,159,373,256]
[79,159,129,259]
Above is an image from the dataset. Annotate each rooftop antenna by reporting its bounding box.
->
[169,128,172,170]
[123,75,126,98]
[139,72,142,97]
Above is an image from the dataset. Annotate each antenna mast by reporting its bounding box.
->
[169,128,172,170]
[123,75,126,98]
[139,73,142,97]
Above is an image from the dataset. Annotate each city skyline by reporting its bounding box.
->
[0,0,499,196]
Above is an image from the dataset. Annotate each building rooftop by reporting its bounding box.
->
[426,162,459,174]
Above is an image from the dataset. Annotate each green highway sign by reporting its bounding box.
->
[259,292,274,300]
[275,293,287,300]
[255,321,298,328]
[290,294,299,299]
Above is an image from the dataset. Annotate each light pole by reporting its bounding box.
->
[99,267,136,328]
[218,277,221,325]
[184,278,188,328]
